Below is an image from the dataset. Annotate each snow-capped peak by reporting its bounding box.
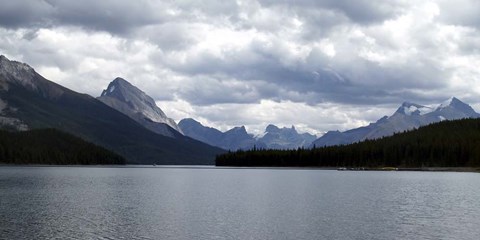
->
[437,97,462,110]
[433,97,479,118]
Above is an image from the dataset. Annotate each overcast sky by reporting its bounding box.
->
[1,0,479,135]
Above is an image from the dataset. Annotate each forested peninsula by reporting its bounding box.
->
[216,118,480,168]
[0,129,125,165]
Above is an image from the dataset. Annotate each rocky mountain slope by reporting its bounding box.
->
[98,78,182,138]
[0,55,224,164]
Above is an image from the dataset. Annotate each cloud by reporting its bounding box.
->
[259,0,408,24]
[0,0,480,134]
[0,0,169,34]
[0,0,54,29]
[437,0,480,29]
[157,99,395,135]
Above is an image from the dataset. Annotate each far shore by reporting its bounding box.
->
[1,164,479,172]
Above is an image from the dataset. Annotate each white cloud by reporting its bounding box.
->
[1,0,480,135]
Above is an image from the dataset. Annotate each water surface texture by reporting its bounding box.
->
[1,166,479,239]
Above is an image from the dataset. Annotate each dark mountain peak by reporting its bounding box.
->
[265,124,280,133]
[113,77,128,83]
[179,118,201,126]
[100,78,161,114]
[111,77,135,89]
[0,55,36,88]
[0,55,8,62]
[237,126,247,132]
[227,126,248,135]
[400,101,421,108]
[0,55,34,73]
[265,124,298,134]
[98,77,183,135]
[101,77,135,97]
[0,56,66,100]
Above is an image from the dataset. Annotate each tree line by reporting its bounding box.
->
[216,118,480,168]
[0,128,125,165]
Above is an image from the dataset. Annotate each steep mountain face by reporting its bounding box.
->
[312,97,480,147]
[256,124,317,149]
[0,55,224,164]
[178,118,260,151]
[98,78,182,138]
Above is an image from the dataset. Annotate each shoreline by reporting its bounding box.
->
[1,164,479,172]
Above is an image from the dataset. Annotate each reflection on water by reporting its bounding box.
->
[1,166,479,240]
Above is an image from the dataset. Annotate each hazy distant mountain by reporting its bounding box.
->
[256,124,317,149]
[222,126,260,150]
[178,118,223,144]
[312,97,480,147]
[178,118,259,151]
[98,78,182,138]
[0,55,224,164]
[179,119,316,150]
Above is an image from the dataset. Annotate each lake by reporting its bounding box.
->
[1,166,479,240]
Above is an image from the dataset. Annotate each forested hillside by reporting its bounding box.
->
[0,129,125,165]
[216,118,480,168]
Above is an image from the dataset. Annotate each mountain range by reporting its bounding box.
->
[2,54,480,164]
[178,119,317,151]
[0,55,223,164]
[311,97,480,147]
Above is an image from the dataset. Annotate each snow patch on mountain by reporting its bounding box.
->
[403,104,433,116]
[438,97,455,109]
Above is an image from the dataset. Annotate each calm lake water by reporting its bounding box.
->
[0,166,479,240]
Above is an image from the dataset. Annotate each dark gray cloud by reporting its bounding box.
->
[259,0,407,24]
[0,0,168,34]
[0,0,54,28]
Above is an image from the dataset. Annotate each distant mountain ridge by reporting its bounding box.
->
[178,118,260,151]
[256,124,317,150]
[0,55,224,164]
[216,118,480,168]
[178,118,316,150]
[98,77,182,138]
[312,97,480,147]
